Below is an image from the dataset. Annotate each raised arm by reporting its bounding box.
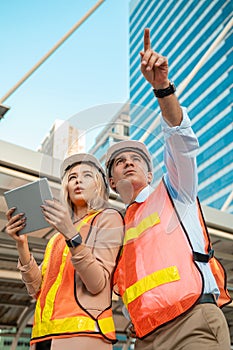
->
[140,28,182,126]
[141,28,199,202]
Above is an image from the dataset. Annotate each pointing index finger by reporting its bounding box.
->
[144,28,151,51]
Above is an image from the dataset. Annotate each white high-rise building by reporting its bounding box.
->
[38,119,85,160]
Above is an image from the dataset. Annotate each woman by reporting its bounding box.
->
[6,153,124,350]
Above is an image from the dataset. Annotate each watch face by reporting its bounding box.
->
[71,233,82,247]
[67,233,82,248]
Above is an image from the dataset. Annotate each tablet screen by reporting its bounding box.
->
[4,178,53,235]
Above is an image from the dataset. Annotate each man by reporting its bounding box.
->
[105,28,231,350]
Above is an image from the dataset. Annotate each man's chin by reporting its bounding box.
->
[115,179,135,204]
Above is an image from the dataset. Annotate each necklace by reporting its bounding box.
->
[73,213,88,224]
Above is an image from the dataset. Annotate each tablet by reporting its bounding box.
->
[4,178,53,235]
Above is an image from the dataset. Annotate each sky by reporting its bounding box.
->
[0,0,130,151]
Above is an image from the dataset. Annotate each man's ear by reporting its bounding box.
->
[108,177,116,191]
[147,171,153,184]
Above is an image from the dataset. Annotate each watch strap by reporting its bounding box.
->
[153,81,176,98]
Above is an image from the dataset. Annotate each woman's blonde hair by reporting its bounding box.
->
[61,162,109,217]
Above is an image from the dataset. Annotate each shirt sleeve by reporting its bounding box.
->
[161,107,199,203]
[70,209,124,295]
[17,254,42,297]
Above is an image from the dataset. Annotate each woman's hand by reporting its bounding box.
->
[41,200,77,240]
[6,207,30,265]
[5,208,27,244]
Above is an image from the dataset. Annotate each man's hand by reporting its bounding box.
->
[140,28,169,89]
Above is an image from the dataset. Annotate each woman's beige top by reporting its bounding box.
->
[17,208,124,349]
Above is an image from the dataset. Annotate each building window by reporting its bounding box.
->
[124,125,129,136]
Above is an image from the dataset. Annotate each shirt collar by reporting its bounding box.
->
[125,185,153,208]
[134,185,153,203]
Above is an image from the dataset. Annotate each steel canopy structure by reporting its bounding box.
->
[0,139,233,349]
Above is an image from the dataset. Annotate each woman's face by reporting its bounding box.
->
[67,163,98,208]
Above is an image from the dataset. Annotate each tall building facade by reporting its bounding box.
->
[89,103,130,164]
[38,119,85,160]
[129,0,232,213]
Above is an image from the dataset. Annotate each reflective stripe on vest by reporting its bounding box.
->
[123,265,180,306]
[98,316,115,335]
[123,211,160,245]
[31,211,116,344]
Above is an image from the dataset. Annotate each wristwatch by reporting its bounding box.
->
[153,81,176,98]
[66,233,82,248]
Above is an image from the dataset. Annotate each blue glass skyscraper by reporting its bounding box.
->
[129,0,233,213]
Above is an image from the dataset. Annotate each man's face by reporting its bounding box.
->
[109,151,152,203]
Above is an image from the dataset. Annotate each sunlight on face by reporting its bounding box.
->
[67,164,98,207]
[109,152,152,203]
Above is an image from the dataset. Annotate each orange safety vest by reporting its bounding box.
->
[114,179,231,339]
[31,211,117,345]
[197,197,231,307]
